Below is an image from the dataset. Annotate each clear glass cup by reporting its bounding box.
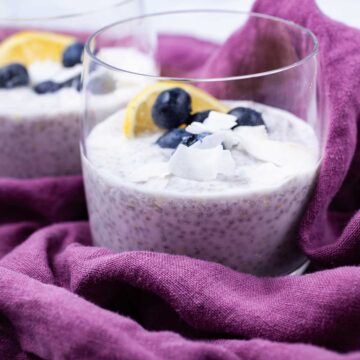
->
[144,0,251,13]
[0,0,142,178]
[81,10,320,276]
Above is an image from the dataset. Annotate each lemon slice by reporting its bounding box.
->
[0,31,75,66]
[123,81,229,138]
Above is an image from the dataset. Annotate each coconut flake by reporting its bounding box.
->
[28,61,82,85]
[234,125,268,140]
[186,111,237,136]
[234,125,317,168]
[53,64,82,83]
[249,140,317,168]
[168,144,235,181]
[185,121,209,135]
[128,162,170,182]
[28,61,62,85]
[193,131,239,149]
[203,111,237,131]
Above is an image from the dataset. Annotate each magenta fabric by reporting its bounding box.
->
[1,0,360,359]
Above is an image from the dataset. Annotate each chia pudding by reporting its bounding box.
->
[0,87,105,178]
[0,32,156,178]
[82,86,319,275]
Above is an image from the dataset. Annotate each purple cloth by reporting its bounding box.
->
[1,0,360,359]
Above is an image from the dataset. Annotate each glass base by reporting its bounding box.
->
[288,260,310,276]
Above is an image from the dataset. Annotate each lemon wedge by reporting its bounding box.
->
[0,31,75,66]
[123,81,229,138]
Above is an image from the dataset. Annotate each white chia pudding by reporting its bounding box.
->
[83,98,319,276]
[0,40,156,178]
[0,87,114,177]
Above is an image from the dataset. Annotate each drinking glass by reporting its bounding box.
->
[0,0,142,178]
[81,10,320,276]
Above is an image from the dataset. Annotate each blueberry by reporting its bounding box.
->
[62,42,85,67]
[0,63,29,88]
[187,110,211,124]
[156,128,191,149]
[228,107,265,128]
[151,87,191,129]
[34,74,82,94]
[63,74,82,91]
[181,132,210,147]
[34,80,62,94]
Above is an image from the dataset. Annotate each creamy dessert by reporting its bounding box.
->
[82,82,319,276]
[0,31,156,178]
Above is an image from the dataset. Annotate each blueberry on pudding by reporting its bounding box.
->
[62,42,85,67]
[0,63,29,88]
[187,110,212,124]
[156,128,191,149]
[152,87,192,129]
[228,107,265,128]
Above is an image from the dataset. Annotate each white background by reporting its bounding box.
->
[1,1,359,29]
[145,0,360,29]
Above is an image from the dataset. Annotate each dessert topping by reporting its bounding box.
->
[123,81,228,138]
[156,128,191,149]
[151,87,191,129]
[125,82,318,181]
[28,61,62,85]
[62,74,82,91]
[169,144,235,181]
[186,110,211,124]
[0,32,85,94]
[191,131,238,150]
[62,42,85,68]
[52,64,82,84]
[181,132,211,147]
[228,107,265,128]
[234,125,317,168]
[29,60,82,93]
[186,111,237,134]
[0,31,74,67]
[0,63,29,88]
[34,74,81,94]
[33,80,62,94]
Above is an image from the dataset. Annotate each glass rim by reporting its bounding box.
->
[85,9,319,83]
[0,0,134,22]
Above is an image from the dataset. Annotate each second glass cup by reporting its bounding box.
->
[0,0,142,178]
[82,10,320,276]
